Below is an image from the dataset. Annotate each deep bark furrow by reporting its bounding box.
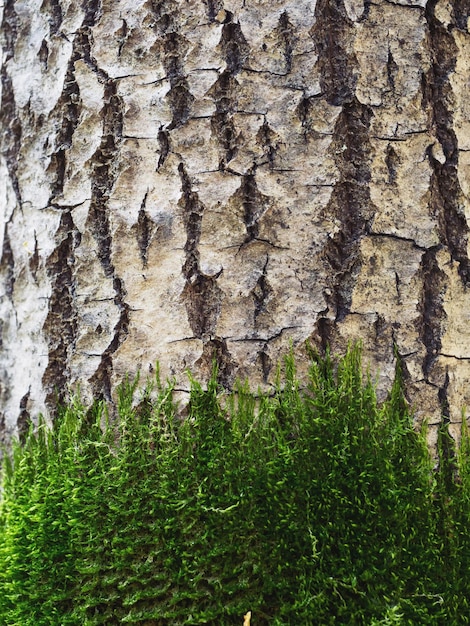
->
[418,247,447,381]
[210,71,239,168]
[322,99,374,323]
[179,162,223,340]
[241,170,269,244]
[0,68,22,206]
[40,0,63,35]
[220,20,249,75]
[0,229,15,298]
[82,0,102,28]
[1,0,18,62]
[196,337,235,388]
[311,0,357,105]
[136,191,152,269]
[54,15,128,401]
[424,0,470,284]
[276,11,295,75]
[42,211,79,411]
[253,257,272,323]
[86,73,129,398]
[48,60,82,202]
[206,0,224,22]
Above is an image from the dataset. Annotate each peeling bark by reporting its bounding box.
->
[1,0,470,441]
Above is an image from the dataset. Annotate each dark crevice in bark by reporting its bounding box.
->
[209,19,249,165]
[61,26,130,402]
[29,234,40,280]
[418,247,447,380]
[315,316,336,354]
[81,0,102,27]
[196,338,235,388]
[87,76,123,275]
[438,371,450,421]
[42,211,79,412]
[40,0,63,35]
[1,0,18,62]
[179,162,204,282]
[311,0,357,106]
[386,49,399,92]
[92,276,130,402]
[205,0,224,21]
[136,191,152,268]
[240,170,270,244]
[219,21,249,74]
[0,411,5,448]
[357,0,372,22]
[0,68,22,206]
[424,1,470,284]
[148,3,194,130]
[252,257,272,323]
[17,391,31,444]
[452,0,469,31]
[157,127,170,169]
[39,39,49,69]
[0,229,15,298]
[385,144,399,185]
[167,80,194,130]
[48,58,82,202]
[178,162,223,340]
[296,96,310,129]
[276,11,295,74]
[183,273,223,339]
[148,0,178,35]
[258,345,273,383]
[210,71,239,168]
[322,98,374,322]
[117,18,128,57]
[256,120,279,168]
[161,32,194,129]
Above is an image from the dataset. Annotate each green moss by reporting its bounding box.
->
[0,345,469,625]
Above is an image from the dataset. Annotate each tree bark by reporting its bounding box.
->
[0,0,469,442]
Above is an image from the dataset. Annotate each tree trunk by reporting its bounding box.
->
[0,0,469,442]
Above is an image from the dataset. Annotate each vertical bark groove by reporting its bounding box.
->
[0,68,22,205]
[179,162,223,340]
[419,247,447,380]
[210,71,239,168]
[48,59,82,203]
[424,0,470,284]
[311,0,357,105]
[42,211,79,410]
[322,99,374,323]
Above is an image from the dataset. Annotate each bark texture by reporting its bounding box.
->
[0,0,469,442]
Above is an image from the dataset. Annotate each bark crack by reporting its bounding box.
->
[276,11,295,74]
[321,98,374,325]
[178,162,223,340]
[311,0,357,106]
[0,65,22,206]
[209,71,239,168]
[178,162,234,385]
[42,211,79,411]
[424,0,470,284]
[418,247,447,381]
[135,191,155,269]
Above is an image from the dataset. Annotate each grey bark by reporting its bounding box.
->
[0,0,469,445]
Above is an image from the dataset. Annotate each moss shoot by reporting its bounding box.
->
[0,345,469,625]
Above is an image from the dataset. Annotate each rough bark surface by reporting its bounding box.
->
[0,0,469,442]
